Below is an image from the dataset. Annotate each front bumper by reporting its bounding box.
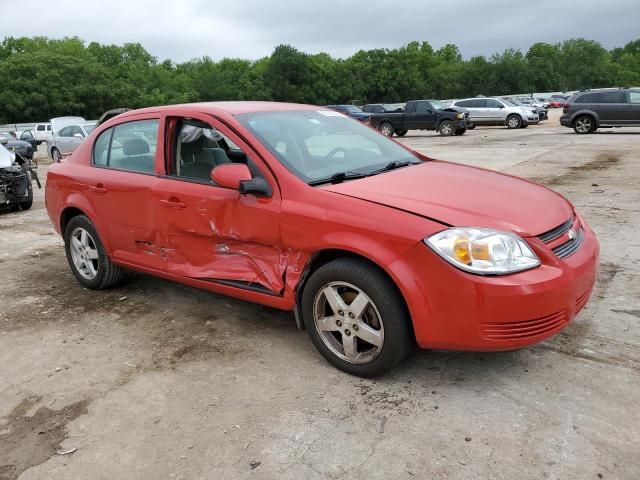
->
[523,114,540,125]
[560,115,572,127]
[453,119,467,130]
[389,216,599,351]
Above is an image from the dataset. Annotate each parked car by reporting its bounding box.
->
[34,123,53,144]
[18,129,39,152]
[369,99,468,136]
[545,99,564,108]
[451,98,539,128]
[0,138,40,211]
[505,97,548,121]
[325,105,371,122]
[560,88,640,134]
[44,101,599,377]
[0,132,34,159]
[362,103,405,114]
[47,117,97,161]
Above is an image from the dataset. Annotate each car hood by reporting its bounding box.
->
[321,161,573,237]
[4,139,30,148]
[0,145,14,168]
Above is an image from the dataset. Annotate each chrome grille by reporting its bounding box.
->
[552,228,584,259]
[538,218,573,243]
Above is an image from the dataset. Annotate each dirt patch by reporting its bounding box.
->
[533,151,622,186]
[0,397,89,480]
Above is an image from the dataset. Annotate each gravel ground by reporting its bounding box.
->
[1,110,638,480]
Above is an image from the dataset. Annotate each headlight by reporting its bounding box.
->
[425,227,540,275]
[456,113,464,119]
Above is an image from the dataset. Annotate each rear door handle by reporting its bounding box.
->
[89,184,107,195]
[160,198,187,209]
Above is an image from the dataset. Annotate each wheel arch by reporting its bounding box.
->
[571,110,600,127]
[293,248,414,341]
[59,199,113,253]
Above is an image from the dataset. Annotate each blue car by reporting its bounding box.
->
[326,105,372,122]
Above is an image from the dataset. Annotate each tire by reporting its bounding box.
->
[301,258,413,377]
[454,128,466,136]
[64,215,125,289]
[521,125,529,128]
[18,176,33,210]
[395,129,408,137]
[573,115,596,134]
[51,147,61,162]
[506,115,522,129]
[467,124,476,130]
[379,123,395,137]
[438,120,454,136]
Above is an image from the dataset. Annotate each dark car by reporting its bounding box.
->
[19,129,39,152]
[326,105,371,122]
[362,103,405,114]
[0,132,34,159]
[369,99,468,137]
[560,88,640,134]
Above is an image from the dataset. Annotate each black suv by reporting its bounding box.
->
[560,88,640,134]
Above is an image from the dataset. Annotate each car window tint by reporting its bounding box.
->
[71,126,84,137]
[37,125,45,131]
[629,91,640,104]
[455,100,470,108]
[595,92,625,103]
[486,99,502,108]
[93,128,112,166]
[108,119,158,173]
[58,126,72,137]
[415,102,431,113]
[22,131,33,139]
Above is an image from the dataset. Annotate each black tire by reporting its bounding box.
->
[51,147,61,162]
[573,115,596,134]
[521,124,529,128]
[438,120,454,136]
[467,124,476,130]
[454,128,466,136]
[64,215,125,289]
[395,129,408,137]
[379,123,395,137]
[301,258,413,377]
[18,176,33,210]
[506,114,522,129]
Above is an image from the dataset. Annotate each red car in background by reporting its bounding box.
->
[45,102,599,377]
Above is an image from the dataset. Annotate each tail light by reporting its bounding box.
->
[563,103,570,112]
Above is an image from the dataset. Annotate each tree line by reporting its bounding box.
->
[1,36,639,123]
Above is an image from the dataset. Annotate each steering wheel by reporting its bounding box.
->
[324,147,348,163]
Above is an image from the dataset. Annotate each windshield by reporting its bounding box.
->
[501,98,518,107]
[428,100,445,110]
[342,105,362,113]
[83,123,96,134]
[237,110,420,184]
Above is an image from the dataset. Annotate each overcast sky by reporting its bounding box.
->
[4,0,639,62]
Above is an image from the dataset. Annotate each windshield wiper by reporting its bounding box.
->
[366,159,420,177]
[309,171,368,186]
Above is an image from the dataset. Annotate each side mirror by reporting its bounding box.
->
[74,133,84,139]
[498,105,505,109]
[210,163,252,190]
[239,177,272,197]
[0,137,8,145]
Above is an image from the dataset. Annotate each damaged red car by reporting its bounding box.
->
[45,102,599,377]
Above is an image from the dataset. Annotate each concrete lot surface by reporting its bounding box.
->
[1,110,639,479]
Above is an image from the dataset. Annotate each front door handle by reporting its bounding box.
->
[89,184,107,195]
[160,198,187,209]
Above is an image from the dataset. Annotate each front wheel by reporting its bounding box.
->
[467,124,476,130]
[64,215,125,289]
[379,123,395,137]
[302,258,413,377]
[438,120,454,136]
[506,115,522,129]
[18,176,33,210]
[51,147,61,162]
[454,128,466,135]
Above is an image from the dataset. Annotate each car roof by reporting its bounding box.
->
[115,102,324,120]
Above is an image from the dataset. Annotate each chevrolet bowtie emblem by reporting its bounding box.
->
[567,229,577,240]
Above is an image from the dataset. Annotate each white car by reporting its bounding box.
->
[34,123,53,144]
[451,97,539,129]
[47,117,96,161]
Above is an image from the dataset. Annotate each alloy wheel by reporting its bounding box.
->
[380,124,394,136]
[575,117,592,133]
[69,227,99,280]
[313,281,384,364]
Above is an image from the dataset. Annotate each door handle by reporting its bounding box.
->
[160,198,187,209]
[89,184,107,195]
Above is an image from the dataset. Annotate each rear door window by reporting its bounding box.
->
[627,91,640,104]
[92,119,159,174]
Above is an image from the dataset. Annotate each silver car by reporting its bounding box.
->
[47,117,96,161]
[451,97,539,129]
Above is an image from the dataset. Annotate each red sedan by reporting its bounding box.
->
[45,102,599,377]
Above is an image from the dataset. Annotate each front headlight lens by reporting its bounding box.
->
[456,113,464,119]
[425,228,540,275]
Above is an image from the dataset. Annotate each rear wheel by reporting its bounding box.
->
[64,215,125,289]
[302,258,413,377]
[379,123,395,137]
[506,115,522,129]
[395,129,408,137]
[573,115,596,134]
[438,120,454,136]
[454,128,466,135]
[467,124,476,130]
[18,176,33,210]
